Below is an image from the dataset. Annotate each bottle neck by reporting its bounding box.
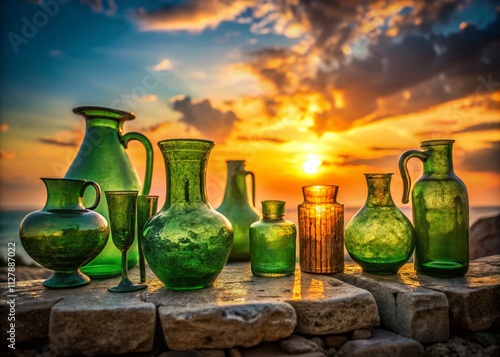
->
[365,174,395,207]
[42,179,85,211]
[220,162,250,206]
[423,143,454,176]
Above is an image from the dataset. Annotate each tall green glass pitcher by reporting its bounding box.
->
[399,140,469,277]
[65,106,153,278]
[217,160,260,262]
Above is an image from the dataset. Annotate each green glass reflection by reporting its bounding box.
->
[345,174,416,275]
[142,139,233,290]
[399,140,469,277]
[250,200,296,277]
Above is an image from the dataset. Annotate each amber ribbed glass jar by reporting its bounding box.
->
[298,185,344,274]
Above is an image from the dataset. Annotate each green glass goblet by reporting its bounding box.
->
[105,191,146,292]
[137,195,159,283]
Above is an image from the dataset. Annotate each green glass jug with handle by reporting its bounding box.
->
[64,106,153,278]
[399,139,469,277]
[217,160,261,262]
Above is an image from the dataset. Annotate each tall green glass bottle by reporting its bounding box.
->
[399,140,469,277]
[250,200,296,277]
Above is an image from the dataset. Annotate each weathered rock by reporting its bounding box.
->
[323,335,348,349]
[335,267,449,343]
[340,329,424,357]
[279,334,324,354]
[237,341,326,357]
[338,256,500,333]
[158,351,226,357]
[470,214,500,260]
[352,329,372,339]
[49,286,156,356]
[288,273,380,335]
[1,279,67,342]
[145,263,379,349]
[425,336,492,357]
[310,336,325,349]
[158,302,296,350]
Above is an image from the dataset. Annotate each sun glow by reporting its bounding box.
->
[303,155,322,175]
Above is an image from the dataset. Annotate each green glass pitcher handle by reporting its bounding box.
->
[245,170,256,207]
[121,132,153,195]
[81,180,101,211]
[398,150,430,204]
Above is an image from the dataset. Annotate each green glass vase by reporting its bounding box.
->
[217,160,260,262]
[345,174,416,275]
[142,139,233,290]
[64,106,153,278]
[250,200,296,277]
[19,178,109,288]
[399,140,469,277]
[298,185,344,274]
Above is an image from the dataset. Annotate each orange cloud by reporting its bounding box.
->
[134,0,250,33]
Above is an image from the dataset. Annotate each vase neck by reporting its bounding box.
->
[220,161,250,206]
[42,178,86,211]
[422,140,454,176]
[159,139,214,207]
[364,174,395,207]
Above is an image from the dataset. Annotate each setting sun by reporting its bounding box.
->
[303,155,322,175]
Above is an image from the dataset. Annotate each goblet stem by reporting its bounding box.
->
[139,240,146,283]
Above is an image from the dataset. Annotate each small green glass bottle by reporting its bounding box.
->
[250,200,296,277]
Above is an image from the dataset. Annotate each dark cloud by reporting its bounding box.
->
[460,141,500,173]
[172,96,240,143]
[236,135,288,144]
[337,154,400,168]
[38,138,78,147]
[244,1,500,134]
[453,122,500,134]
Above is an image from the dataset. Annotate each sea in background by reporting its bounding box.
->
[1,206,499,266]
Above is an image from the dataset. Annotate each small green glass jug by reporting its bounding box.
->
[64,106,153,278]
[19,178,109,288]
[399,140,469,277]
[217,160,260,262]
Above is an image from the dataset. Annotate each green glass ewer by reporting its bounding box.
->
[19,178,109,288]
[217,160,261,262]
[399,139,469,277]
[64,106,153,278]
[142,139,233,290]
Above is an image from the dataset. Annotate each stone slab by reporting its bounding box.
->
[48,275,156,356]
[339,328,424,357]
[145,263,379,349]
[334,268,449,343]
[337,255,500,332]
[1,279,67,343]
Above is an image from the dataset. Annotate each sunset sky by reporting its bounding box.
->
[1,0,499,214]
